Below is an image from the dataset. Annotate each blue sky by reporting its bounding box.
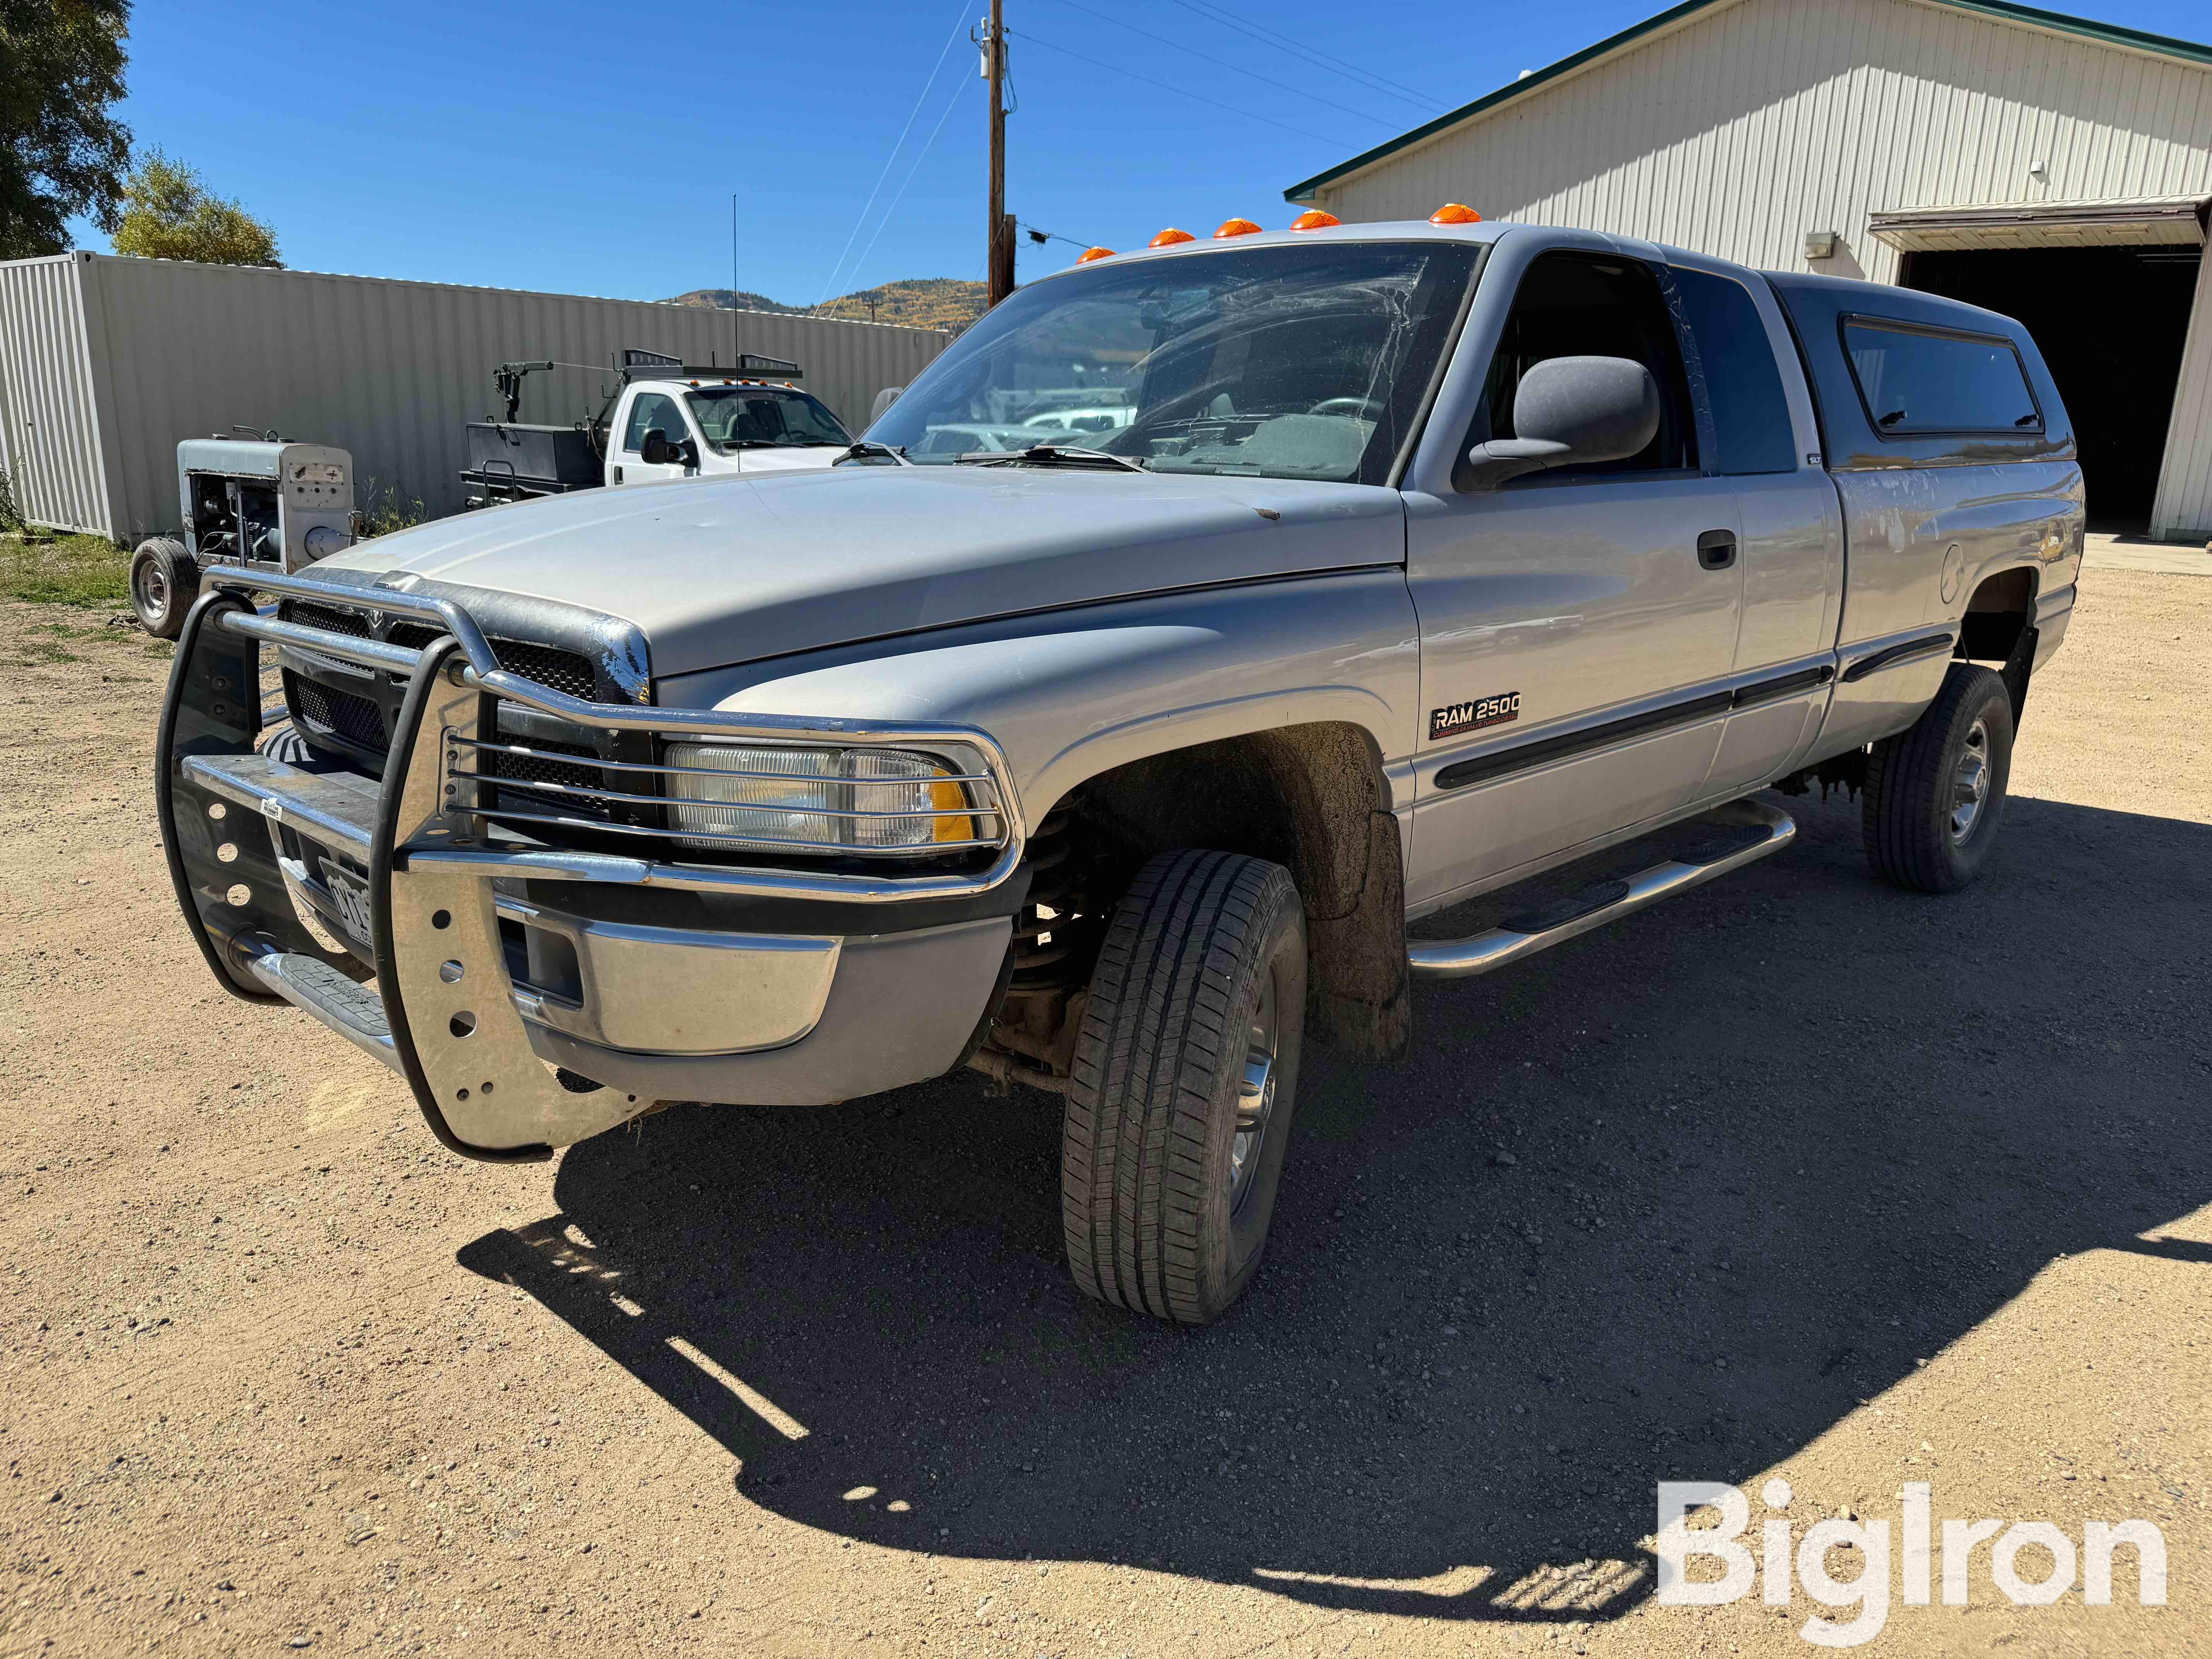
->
[76,0,2210,305]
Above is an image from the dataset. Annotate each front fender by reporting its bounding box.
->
[654,570,1422,817]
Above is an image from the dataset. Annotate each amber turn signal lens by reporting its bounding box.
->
[1213,217,1263,238]
[1289,209,1341,230]
[931,776,974,845]
[1076,246,1115,263]
[1148,227,1197,247]
[1429,203,1483,225]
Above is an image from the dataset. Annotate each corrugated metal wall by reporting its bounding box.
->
[2151,252,2212,539]
[1309,0,2212,536]
[0,251,949,540]
[0,254,112,536]
[1312,0,2212,282]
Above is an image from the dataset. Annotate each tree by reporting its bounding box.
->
[112,149,280,266]
[0,0,133,259]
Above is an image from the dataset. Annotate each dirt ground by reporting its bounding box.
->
[2,571,2206,1659]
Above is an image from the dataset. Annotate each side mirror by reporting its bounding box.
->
[677,436,699,469]
[1461,355,1661,490]
[869,386,904,424]
[640,428,673,465]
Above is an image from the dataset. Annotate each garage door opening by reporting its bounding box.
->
[1901,245,2202,534]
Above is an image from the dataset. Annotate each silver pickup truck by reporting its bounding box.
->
[156,217,2081,1324]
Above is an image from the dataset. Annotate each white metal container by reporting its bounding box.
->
[0,251,950,541]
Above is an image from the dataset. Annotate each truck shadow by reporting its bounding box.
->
[455,790,2212,1623]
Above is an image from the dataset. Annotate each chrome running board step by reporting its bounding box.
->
[240,944,400,1070]
[182,752,378,860]
[1407,799,1796,981]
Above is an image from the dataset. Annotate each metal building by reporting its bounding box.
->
[0,251,950,542]
[1286,0,2212,541]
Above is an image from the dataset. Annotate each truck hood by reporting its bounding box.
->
[315,465,1405,677]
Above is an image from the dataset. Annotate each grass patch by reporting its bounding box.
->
[0,530,132,607]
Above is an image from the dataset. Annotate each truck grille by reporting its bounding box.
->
[276,598,637,830]
[288,673,386,749]
[289,603,373,639]
[482,739,613,819]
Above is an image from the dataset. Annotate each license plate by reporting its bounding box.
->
[319,859,374,946]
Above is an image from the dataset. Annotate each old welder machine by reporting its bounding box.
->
[131,433,356,639]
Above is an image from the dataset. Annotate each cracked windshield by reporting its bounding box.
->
[867,240,1481,484]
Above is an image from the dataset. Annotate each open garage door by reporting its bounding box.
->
[1899,246,2200,532]
[1875,199,2207,534]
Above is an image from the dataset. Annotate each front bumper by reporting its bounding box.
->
[157,569,1028,1158]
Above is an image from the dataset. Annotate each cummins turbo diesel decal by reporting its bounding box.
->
[1430,692,1522,741]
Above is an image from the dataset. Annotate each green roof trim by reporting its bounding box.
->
[1283,0,2212,203]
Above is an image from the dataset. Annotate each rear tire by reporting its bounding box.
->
[1061,849,1306,1325]
[1862,662,2014,893]
[130,538,197,640]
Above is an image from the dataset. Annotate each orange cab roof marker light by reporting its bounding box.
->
[1289,209,1340,231]
[1430,203,1483,225]
[1214,217,1263,239]
[1077,247,1115,263]
[1148,228,1196,247]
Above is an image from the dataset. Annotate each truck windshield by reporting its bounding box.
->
[685,386,852,448]
[866,239,1482,484]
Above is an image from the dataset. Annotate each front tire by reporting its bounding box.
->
[1061,849,1306,1324]
[130,538,197,639]
[1862,662,2015,892]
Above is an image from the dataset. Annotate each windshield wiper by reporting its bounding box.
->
[954,444,1146,473]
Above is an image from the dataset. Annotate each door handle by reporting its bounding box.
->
[1697,529,1738,570]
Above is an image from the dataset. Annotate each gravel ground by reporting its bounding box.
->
[2,571,2205,1658]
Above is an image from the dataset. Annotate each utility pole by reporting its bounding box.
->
[984,0,1015,307]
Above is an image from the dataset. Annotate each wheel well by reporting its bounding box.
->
[1041,723,1410,1062]
[1957,565,2037,661]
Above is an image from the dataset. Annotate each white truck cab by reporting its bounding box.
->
[605,374,855,486]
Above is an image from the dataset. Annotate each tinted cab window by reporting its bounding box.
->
[1672,267,1798,474]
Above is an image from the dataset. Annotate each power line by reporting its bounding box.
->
[1160,0,1445,113]
[1009,27,1359,150]
[816,0,971,306]
[1039,0,1404,128]
[838,69,969,297]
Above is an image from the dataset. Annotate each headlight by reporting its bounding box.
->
[665,744,977,854]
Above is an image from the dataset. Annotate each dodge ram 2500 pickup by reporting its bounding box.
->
[157,216,2081,1324]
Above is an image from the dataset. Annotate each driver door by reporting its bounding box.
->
[611,390,695,486]
[1403,250,1745,911]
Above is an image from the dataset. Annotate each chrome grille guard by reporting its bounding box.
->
[155,568,1029,1162]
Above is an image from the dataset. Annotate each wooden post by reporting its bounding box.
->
[986,0,1013,307]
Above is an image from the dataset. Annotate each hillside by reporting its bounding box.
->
[664,288,802,315]
[663,278,986,335]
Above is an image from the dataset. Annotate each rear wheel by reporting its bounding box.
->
[129,538,197,639]
[1061,849,1306,1324]
[1862,662,2015,892]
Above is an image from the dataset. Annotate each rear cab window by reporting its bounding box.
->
[1841,319,2041,436]
[1671,267,1799,475]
